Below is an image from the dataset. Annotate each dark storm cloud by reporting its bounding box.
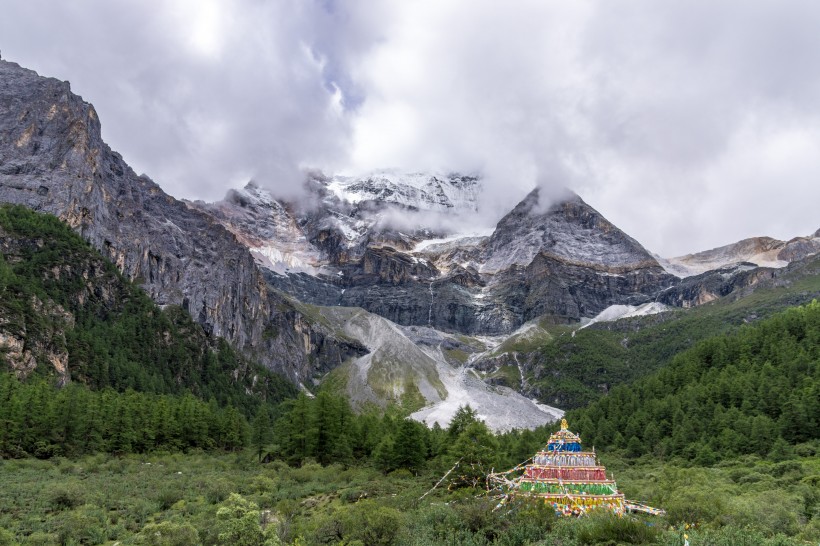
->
[2,0,819,255]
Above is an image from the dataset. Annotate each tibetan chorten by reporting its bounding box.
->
[489,419,662,516]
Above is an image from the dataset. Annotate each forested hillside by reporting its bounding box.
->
[565,300,820,462]
[0,205,294,428]
[527,253,820,409]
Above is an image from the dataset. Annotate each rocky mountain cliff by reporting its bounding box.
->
[0,60,365,384]
[197,180,678,334]
[0,204,297,409]
[287,302,563,431]
[199,176,820,336]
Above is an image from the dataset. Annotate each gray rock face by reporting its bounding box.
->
[656,263,773,307]
[200,180,679,334]
[777,234,820,262]
[662,231,820,277]
[477,189,677,324]
[0,60,365,382]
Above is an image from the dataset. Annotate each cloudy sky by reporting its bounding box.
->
[2,0,819,256]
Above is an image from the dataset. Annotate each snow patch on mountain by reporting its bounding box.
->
[194,183,325,273]
[412,231,493,253]
[326,170,481,212]
[660,254,788,278]
[251,245,319,274]
[579,302,669,330]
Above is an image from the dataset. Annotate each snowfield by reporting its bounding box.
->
[579,302,670,330]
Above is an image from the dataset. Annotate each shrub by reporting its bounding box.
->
[135,521,200,546]
[454,498,509,543]
[156,487,185,510]
[499,500,557,544]
[340,488,368,504]
[410,503,463,543]
[46,482,85,511]
[0,528,16,546]
[49,505,108,545]
[664,488,728,525]
[737,471,772,485]
[215,493,266,546]
[21,531,59,545]
[339,500,403,546]
[769,461,803,479]
[683,526,803,546]
[205,478,233,504]
[573,512,660,545]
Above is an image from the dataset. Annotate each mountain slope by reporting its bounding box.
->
[476,189,676,326]
[511,251,820,409]
[661,232,820,277]
[0,59,365,384]
[564,300,820,461]
[0,204,295,414]
[285,301,563,431]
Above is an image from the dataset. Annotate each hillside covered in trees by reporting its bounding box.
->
[0,205,295,457]
[565,300,820,463]
[526,253,820,409]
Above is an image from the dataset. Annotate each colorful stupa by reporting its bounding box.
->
[488,419,663,517]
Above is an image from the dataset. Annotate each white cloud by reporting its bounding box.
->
[2,0,819,255]
[1,0,357,201]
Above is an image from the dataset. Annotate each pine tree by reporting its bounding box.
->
[373,434,396,472]
[447,405,478,439]
[393,419,426,472]
[448,421,498,488]
[251,405,272,462]
[278,393,312,465]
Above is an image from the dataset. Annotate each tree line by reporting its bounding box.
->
[0,374,248,458]
[0,367,548,485]
[268,393,553,484]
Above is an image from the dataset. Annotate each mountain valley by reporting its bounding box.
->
[1,58,819,433]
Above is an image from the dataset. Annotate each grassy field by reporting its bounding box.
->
[1,448,817,545]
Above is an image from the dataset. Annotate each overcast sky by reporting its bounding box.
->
[2,0,819,256]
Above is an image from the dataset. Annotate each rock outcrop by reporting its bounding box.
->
[657,251,820,309]
[661,231,820,277]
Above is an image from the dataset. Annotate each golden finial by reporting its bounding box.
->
[561,418,568,430]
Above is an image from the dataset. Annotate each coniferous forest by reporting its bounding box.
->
[1,206,819,544]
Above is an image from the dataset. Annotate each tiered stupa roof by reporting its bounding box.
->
[489,419,664,517]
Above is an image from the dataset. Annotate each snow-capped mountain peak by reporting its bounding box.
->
[324,170,481,212]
